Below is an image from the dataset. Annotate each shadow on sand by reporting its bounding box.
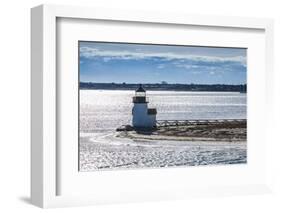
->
[135,127,158,135]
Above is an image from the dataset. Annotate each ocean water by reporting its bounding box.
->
[80,90,246,133]
[79,90,247,171]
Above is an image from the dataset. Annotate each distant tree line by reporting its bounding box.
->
[80,82,247,92]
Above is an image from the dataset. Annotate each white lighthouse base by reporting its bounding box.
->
[132,103,156,128]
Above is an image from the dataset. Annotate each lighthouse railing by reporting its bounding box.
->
[156,119,246,127]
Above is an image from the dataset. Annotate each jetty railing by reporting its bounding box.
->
[156,119,246,127]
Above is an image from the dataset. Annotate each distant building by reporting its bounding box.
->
[132,85,157,128]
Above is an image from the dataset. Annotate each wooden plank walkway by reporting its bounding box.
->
[156,119,246,127]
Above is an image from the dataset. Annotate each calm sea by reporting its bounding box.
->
[80,90,246,133]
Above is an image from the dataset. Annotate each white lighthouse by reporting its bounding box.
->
[132,85,157,129]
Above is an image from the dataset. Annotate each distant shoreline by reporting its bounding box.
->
[80,88,243,93]
[80,82,247,92]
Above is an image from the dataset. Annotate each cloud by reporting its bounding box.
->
[174,64,200,69]
[80,46,246,66]
[157,64,166,69]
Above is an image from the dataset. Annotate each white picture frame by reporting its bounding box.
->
[31,4,274,208]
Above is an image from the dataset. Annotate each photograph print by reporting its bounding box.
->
[79,41,247,172]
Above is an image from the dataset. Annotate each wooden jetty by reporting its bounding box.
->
[156,119,246,127]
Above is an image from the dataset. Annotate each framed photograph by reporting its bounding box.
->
[78,41,248,172]
[31,4,274,208]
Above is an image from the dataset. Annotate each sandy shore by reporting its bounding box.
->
[79,121,247,171]
[119,120,246,142]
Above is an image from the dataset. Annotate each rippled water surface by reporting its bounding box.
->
[80,90,246,133]
[79,90,247,171]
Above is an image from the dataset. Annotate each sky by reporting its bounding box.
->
[79,41,247,85]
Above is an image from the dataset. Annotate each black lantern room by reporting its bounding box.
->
[133,84,148,103]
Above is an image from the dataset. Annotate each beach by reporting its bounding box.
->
[79,90,247,171]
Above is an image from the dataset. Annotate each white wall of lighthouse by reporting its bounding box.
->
[132,85,157,129]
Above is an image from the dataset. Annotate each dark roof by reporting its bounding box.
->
[147,108,157,115]
[136,84,146,92]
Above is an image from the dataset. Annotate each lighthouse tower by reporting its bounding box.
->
[132,85,157,129]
